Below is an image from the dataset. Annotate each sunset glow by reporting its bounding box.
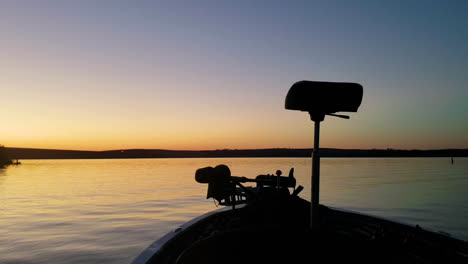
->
[1,1,467,151]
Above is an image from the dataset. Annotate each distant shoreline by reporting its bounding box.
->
[5,147,468,159]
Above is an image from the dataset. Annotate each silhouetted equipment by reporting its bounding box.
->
[255,170,296,189]
[196,165,299,206]
[286,80,363,231]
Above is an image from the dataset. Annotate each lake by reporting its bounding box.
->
[1,158,467,263]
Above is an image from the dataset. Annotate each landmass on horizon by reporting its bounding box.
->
[4,147,468,160]
[0,146,13,166]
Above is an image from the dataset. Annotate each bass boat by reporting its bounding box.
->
[132,81,468,264]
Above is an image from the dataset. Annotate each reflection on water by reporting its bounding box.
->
[0,158,467,263]
[0,167,5,187]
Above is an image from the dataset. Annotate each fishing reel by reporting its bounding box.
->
[195,165,302,207]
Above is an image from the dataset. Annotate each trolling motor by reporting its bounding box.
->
[195,165,301,208]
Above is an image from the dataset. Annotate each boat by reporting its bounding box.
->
[132,81,468,264]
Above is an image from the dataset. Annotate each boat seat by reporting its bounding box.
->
[285,81,363,119]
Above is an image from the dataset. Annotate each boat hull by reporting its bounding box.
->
[132,196,468,264]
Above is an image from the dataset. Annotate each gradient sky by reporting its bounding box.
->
[1,1,467,150]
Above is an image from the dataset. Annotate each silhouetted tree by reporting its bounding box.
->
[0,145,12,166]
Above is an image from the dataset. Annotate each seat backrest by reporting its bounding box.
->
[285,81,363,116]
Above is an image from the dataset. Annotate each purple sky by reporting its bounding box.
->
[1,1,467,150]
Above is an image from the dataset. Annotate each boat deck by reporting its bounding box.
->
[140,195,468,264]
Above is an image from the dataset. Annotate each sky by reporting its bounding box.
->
[1,0,467,150]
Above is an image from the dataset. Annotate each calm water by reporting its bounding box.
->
[1,158,467,263]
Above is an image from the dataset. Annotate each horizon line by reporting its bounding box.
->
[5,146,468,152]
